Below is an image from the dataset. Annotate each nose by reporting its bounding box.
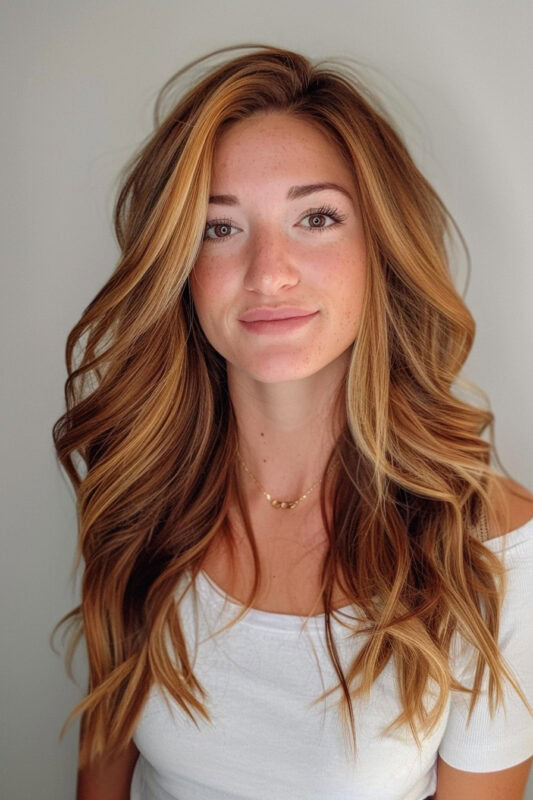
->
[242,225,300,294]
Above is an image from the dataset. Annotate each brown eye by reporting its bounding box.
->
[300,204,347,232]
[203,219,238,243]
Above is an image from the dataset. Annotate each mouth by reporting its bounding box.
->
[238,311,319,335]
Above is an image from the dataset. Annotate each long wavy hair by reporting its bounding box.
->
[52,43,532,768]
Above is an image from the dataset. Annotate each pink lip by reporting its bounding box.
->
[239,311,319,335]
[239,306,318,322]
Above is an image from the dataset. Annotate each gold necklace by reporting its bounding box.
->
[236,448,336,510]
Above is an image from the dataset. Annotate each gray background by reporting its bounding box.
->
[1,1,532,798]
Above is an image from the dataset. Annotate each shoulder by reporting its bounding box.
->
[437,478,533,789]
[486,475,533,540]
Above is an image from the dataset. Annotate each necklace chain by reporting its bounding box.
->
[236,452,492,540]
[236,448,336,510]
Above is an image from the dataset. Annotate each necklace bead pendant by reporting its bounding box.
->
[269,497,297,510]
[236,448,336,512]
[264,492,299,509]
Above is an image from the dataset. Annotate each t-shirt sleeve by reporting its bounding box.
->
[438,523,533,772]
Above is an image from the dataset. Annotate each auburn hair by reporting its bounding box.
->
[51,43,532,767]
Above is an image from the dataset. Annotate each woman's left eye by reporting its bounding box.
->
[203,204,347,243]
[299,205,347,232]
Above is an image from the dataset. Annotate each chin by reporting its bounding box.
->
[236,358,335,384]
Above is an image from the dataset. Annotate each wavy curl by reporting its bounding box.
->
[51,43,532,767]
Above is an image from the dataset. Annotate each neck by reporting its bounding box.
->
[228,369,346,511]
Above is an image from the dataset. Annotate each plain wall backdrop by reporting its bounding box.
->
[1,1,532,798]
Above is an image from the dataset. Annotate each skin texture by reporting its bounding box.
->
[434,752,532,799]
[77,737,139,800]
[189,110,367,521]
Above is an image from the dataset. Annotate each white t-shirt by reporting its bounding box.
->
[131,519,533,799]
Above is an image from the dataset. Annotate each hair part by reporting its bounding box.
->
[51,42,531,767]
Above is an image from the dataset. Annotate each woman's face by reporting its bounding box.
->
[189,111,367,384]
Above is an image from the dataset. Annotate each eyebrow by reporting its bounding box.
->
[208,182,353,206]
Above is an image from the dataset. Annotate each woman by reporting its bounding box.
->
[52,44,533,799]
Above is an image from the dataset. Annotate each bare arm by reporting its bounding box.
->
[76,737,140,800]
[434,754,532,800]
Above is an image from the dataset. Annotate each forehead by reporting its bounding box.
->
[210,112,355,189]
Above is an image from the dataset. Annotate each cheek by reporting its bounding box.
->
[188,260,236,344]
[323,253,366,333]
[189,260,223,311]
[320,245,366,296]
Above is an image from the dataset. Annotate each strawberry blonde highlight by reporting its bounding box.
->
[51,43,532,767]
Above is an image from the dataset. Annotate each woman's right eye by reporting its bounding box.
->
[203,219,238,243]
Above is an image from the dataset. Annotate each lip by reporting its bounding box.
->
[239,306,318,322]
[239,311,319,335]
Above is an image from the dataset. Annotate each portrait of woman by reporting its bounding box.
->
[51,44,533,799]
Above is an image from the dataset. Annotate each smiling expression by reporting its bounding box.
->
[189,111,367,384]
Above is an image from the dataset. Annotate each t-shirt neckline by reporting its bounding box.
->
[193,518,533,633]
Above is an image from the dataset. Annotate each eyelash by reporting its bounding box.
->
[202,204,348,244]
